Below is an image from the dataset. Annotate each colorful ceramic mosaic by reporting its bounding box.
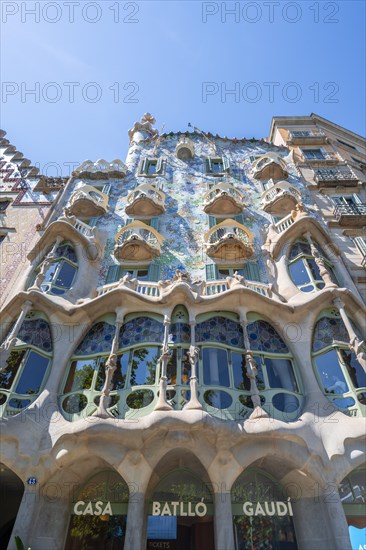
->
[119,317,164,348]
[247,320,288,354]
[195,317,244,348]
[17,319,52,353]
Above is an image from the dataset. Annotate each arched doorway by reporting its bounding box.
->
[0,463,24,549]
[231,469,297,550]
[64,470,129,550]
[147,469,214,550]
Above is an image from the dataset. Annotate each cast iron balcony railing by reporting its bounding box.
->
[204,220,254,261]
[114,221,163,262]
[260,181,301,213]
[334,203,366,227]
[314,167,358,188]
[66,185,109,218]
[203,183,244,216]
[287,130,326,144]
[302,151,340,164]
[125,184,166,217]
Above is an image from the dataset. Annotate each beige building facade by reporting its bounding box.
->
[0,114,365,550]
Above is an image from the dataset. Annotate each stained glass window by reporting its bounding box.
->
[119,317,164,348]
[195,317,244,348]
[74,322,115,355]
[247,320,288,354]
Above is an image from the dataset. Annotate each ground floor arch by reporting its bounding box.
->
[0,463,24,549]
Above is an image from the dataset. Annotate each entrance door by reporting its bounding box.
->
[0,463,24,549]
[147,469,215,550]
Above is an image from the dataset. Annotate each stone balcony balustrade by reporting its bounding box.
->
[251,153,288,180]
[125,184,166,217]
[260,180,302,213]
[113,220,163,262]
[287,130,326,145]
[65,185,109,219]
[314,167,359,188]
[204,219,254,261]
[334,203,366,227]
[175,136,195,160]
[203,183,244,216]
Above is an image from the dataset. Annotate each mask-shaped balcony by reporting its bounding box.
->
[252,153,288,180]
[66,185,109,219]
[125,184,165,217]
[204,219,254,261]
[175,136,195,160]
[203,183,244,216]
[114,220,163,262]
[260,180,302,214]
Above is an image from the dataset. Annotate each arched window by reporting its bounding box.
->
[288,240,336,293]
[231,469,298,550]
[0,315,52,416]
[312,313,366,416]
[65,470,129,550]
[194,314,302,421]
[39,242,78,295]
[61,314,164,420]
[165,305,191,407]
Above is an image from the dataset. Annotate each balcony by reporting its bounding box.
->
[176,136,195,160]
[252,154,288,180]
[260,181,301,214]
[302,151,340,165]
[114,221,163,262]
[66,185,109,219]
[334,203,366,227]
[204,220,253,261]
[125,184,165,217]
[203,183,244,216]
[287,130,326,145]
[314,167,358,188]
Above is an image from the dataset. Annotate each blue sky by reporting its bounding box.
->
[1,0,365,175]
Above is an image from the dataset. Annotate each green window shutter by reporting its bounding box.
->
[352,193,362,204]
[205,263,218,281]
[125,218,133,226]
[89,217,98,227]
[150,217,160,231]
[234,214,245,225]
[106,265,121,284]
[205,158,212,173]
[208,216,217,228]
[223,157,230,173]
[139,158,148,174]
[249,155,256,163]
[102,184,111,195]
[148,262,161,281]
[156,158,165,175]
[354,237,366,255]
[243,262,261,281]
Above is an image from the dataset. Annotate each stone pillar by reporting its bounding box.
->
[304,232,337,288]
[95,308,124,417]
[184,321,202,410]
[333,298,366,372]
[240,317,268,419]
[155,315,173,411]
[292,491,351,550]
[124,492,146,550]
[0,300,33,370]
[214,491,235,550]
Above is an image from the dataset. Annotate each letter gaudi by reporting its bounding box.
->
[243,501,293,517]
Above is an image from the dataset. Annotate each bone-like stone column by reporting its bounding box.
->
[0,300,33,371]
[214,491,235,550]
[304,232,337,288]
[333,298,366,372]
[184,320,202,410]
[240,317,268,419]
[30,235,63,290]
[124,491,146,550]
[94,308,124,418]
[154,315,173,411]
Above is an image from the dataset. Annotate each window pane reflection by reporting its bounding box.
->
[203,348,229,387]
[130,347,159,386]
[15,351,49,394]
[264,357,298,392]
[314,350,349,394]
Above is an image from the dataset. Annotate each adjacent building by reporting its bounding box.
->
[0,114,365,550]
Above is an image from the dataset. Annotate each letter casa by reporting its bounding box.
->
[74,501,113,516]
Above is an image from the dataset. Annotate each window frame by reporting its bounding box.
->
[38,242,78,296]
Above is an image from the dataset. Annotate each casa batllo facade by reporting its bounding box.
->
[0,113,365,550]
